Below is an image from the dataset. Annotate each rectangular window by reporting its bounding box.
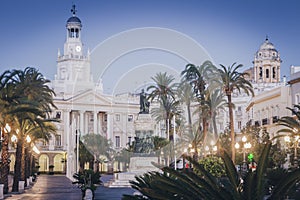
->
[115,136,120,148]
[104,114,107,122]
[56,111,61,119]
[116,114,120,121]
[128,115,133,122]
[238,121,242,130]
[296,94,300,104]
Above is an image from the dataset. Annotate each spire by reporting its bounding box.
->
[265,35,269,41]
[71,4,77,16]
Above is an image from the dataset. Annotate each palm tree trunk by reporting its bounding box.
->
[187,104,192,135]
[12,138,23,192]
[24,146,30,187]
[202,117,208,150]
[0,132,9,194]
[212,112,218,140]
[21,141,26,183]
[227,94,235,163]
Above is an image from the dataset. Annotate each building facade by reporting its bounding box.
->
[289,66,300,105]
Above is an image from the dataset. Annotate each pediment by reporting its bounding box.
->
[67,90,112,106]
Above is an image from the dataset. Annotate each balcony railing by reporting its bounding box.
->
[39,145,64,151]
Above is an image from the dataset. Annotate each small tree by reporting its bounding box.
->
[73,169,102,199]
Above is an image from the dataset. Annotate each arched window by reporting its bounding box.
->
[273,67,276,79]
[9,154,15,172]
[39,154,49,172]
[266,69,269,78]
[259,67,263,79]
[54,154,64,172]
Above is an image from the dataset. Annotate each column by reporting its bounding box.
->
[79,111,84,135]
[65,110,73,179]
[254,65,257,82]
[94,111,98,134]
[107,112,112,140]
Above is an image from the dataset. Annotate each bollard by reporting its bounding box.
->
[18,181,25,193]
[84,189,93,200]
[0,184,4,199]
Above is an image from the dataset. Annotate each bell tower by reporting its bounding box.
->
[253,37,281,83]
[53,5,94,97]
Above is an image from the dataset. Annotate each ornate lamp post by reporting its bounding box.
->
[235,136,252,172]
[284,135,299,168]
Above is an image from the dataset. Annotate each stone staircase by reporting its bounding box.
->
[106,172,136,188]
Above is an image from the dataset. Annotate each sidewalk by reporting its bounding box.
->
[4,174,136,200]
[5,175,81,200]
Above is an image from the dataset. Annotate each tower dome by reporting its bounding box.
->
[255,37,279,60]
[66,4,82,29]
[67,16,82,25]
[259,38,276,51]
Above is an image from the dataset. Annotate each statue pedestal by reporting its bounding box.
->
[107,113,158,188]
[108,157,158,188]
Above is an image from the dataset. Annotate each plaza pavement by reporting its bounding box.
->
[4,174,136,200]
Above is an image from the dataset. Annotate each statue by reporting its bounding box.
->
[139,89,150,114]
[133,136,154,155]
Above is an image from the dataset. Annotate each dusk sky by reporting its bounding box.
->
[1,0,300,93]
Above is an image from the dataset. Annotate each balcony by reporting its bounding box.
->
[39,145,64,151]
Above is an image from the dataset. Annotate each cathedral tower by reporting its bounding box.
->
[252,37,281,83]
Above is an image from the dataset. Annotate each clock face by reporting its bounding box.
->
[76,45,81,52]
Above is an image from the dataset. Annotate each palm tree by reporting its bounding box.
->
[218,63,254,163]
[277,104,300,136]
[0,70,18,193]
[181,61,218,151]
[177,82,194,136]
[147,72,178,140]
[276,104,300,167]
[207,88,227,140]
[3,67,57,192]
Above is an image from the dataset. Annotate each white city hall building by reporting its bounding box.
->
[13,7,294,178]
[35,8,142,179]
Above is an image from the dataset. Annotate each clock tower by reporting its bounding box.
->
[53,5,94,97]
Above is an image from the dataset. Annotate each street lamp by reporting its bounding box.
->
[235,136,252,172]
[284,135,299,168]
